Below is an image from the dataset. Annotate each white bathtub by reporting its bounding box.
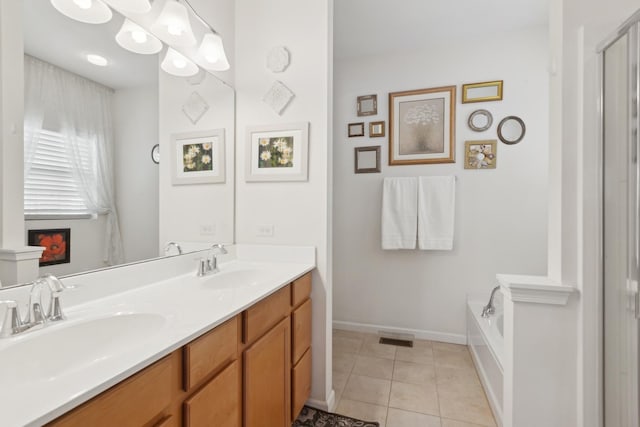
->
[467,300,504,427]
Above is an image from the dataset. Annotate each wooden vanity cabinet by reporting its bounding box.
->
[47,272,313,427]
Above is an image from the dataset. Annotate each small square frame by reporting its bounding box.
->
[355,146,381,174]
[369,121,386,137]
[357,94,377,116]
[464,140,497,169]
[28,228,71,266]
[348,122,365,137]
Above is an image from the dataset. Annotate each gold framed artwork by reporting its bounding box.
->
[461,80,503,103]
[369,121,385,137]
[464,140,497,169]
[388,85,456,165]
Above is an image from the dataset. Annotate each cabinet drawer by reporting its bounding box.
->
[184,315,239,391]
[243,286,290,344]
[48,353,176,427]
[292,298,312,364]
[291,347,312,422]
[291,273,312,308]
[184,360,241,427]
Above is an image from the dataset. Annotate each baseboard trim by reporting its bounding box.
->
[306,389,336,412]
[333,320,467,345]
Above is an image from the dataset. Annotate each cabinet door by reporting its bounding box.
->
[292,298,311,364]
[291,347,311,422]
[244,317,291,427]
[184,360,241,427]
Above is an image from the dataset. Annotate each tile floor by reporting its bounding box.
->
[332,330,497,427]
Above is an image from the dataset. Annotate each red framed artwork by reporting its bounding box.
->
[28,228,71,266]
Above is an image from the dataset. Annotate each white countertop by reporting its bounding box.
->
[0,245,315,427]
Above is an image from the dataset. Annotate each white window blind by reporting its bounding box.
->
[24,129,95,217]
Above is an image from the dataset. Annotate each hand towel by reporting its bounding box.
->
[382,177,418,249]
[418,176,456,250]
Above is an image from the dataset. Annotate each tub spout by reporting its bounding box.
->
[481,285,501,318]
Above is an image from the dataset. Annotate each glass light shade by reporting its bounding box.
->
[161,48,199,77]
[197,33,230,71]
[50,0,112,24]
[151,1,197,46]
[115,20,162,55]
[102,0,151,14]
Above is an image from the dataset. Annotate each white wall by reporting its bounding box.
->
[114,85,159,263]
[333,28,549,341]
[235,0,333,408]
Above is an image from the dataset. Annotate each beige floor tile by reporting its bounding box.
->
[334,352,357,374]
[360,336,397,360]
[389,381,439,416]
[336,398,388,427]
[433,348,474,369]
[352,355,394,380]
[433,342,469,353]
[438,390,496,427]
[396,345,434,365]
[342,374,392,406]
[333,329,367,340]
[386,408,442,427]
[334,335,364,354]
[413,339,434,348]
[441,419,488,427]
[333,369,350,401]
[436,365,481,391]
[393,361,436,385]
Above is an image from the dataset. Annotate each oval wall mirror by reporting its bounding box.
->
[497,116,526,145]
[468,109,493,132]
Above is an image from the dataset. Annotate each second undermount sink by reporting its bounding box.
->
[199,268,265,289]
[0,313,166,383]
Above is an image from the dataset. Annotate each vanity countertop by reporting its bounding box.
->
[0,246,315,427]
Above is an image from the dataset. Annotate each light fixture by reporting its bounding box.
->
[197,33,230,71]
[87,54,108,66]
[161,48,199,77]
[115,19,163,55]
[102,0,151,14]
[151,0,197,47]
[50,0,112,24]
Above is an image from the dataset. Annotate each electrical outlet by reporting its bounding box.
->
[199,224,216,236]
[257,224,274,237]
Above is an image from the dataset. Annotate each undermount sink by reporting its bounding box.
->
[199,268,264,289]
[0,313,165,383]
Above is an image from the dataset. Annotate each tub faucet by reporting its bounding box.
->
[481,285,501,318]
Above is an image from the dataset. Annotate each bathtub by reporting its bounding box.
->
[467,299,504,427]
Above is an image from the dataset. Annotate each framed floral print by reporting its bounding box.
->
[171,130,225,185]
[28,228,71,266]
[388,85,456,165]
[245,122,309,182]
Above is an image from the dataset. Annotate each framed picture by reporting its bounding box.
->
[389,85,456,165]
[171,129,225,185]
[28,228,71,266]
[369,121,385,137]
[245,122,309,182]
[354,146,381,174]
[348,122,365,137]
[357,94,377,116]
[461,80,503,103]
[464,140,497,169]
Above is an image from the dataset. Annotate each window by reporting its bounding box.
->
[24,129,96,219]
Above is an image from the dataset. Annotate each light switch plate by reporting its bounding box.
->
[257,224,274,237]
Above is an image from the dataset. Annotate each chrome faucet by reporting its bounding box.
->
[164,241,183,256]
[0,274,69,338]
[481,285,501,318]
[197,244,228,276]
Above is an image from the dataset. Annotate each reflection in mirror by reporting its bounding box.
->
[462,80,503,103]
[20,0,235,284]
[468,109,493,132]
[497,116,526,145]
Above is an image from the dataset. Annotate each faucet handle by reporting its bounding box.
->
[0,300,25,338]
[197,258,208,277]
[48,292,65,322]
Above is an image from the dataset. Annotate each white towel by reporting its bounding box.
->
[418,176,456,250]
[382,177,418,249]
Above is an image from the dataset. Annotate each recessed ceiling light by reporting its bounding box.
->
[87,54,108,66]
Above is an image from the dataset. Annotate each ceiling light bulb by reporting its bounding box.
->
[161,48,199,77]
[87,54,108,66]
[50,0,112,24]
[197,33,230,71]
[151,1,197,46]
[115,19,162,55]
[102,0,151,14]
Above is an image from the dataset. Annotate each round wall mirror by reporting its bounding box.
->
[497,116,526,145]
[468,109,493,132]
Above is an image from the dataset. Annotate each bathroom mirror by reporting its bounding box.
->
[18,0,235,284]
[462,80,503,103]
[468,109,493,132]
[357,94,377,116]
[497,116,526,145]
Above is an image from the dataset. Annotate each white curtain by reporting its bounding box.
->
[24,55,124,265]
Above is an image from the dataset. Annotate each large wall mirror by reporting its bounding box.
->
[20,0,235,284]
